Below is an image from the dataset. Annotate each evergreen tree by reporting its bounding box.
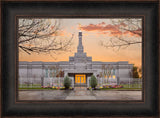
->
[90,75,97,88]
[64,76,71,89]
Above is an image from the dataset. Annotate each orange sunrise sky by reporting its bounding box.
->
[19,18,142,68]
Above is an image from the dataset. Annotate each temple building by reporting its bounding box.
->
[19,31,133,87]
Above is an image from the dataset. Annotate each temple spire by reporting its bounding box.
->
[77,31,84,53]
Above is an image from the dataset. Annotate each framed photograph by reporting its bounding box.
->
[17,17,143,101]
[1,0,159,117]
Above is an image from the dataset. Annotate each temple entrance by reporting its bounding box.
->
[68,73,92,87]
[75,74,86,84]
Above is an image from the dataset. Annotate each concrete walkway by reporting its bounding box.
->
[66,87,96,100]
[18,87,142,100]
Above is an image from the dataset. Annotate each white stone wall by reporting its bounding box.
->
[19,61,133,85]
[119,69,130,78]
[19,68,27,77]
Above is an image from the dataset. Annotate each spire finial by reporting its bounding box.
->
[78,23,82,32]
[77,30,83,53]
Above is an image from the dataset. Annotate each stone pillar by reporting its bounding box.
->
[49,77,51,86]
[19,76,22,88]
[72,77,74,87]
[30,65,32,88]
[43,77,46,86]
[47,68,49,86]
[59,77,61,87]
[41,77,44,87]
[116,63,120,85]
[58,77,60,87]
[100,77,103,87]
[44,67,47,86]
[64,72,68,77]
[87,77,90,87]
[41,64,44,87]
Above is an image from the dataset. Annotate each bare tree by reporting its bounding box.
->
[138,67,142,79]
[100,18,142,50]
[101,64,113,84]
[18,19,73,54]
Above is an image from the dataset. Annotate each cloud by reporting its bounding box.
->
[51,30,72,37]
[80,22,141,37]
[80,23,117,32]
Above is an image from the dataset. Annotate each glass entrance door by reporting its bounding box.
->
[75,74,86,84]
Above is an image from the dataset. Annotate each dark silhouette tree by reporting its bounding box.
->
[100,18,142,50]
[132,66,139,78]
[18,19,73,54]
[138,67,142,78]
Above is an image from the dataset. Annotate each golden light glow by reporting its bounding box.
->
[112,75,116,79]
[78,23,82,30]
[75,74,86,83]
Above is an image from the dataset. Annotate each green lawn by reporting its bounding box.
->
[19,84,41,88]
[19,88,59,90]
[100,88,142,90]
[120,84,142,88]
[18,84,142,90]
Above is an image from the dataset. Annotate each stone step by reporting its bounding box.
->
[74,84,87,87]
[74,87,87,90]
[66,96,96,100]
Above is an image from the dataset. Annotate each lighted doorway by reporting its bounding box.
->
[75,74,86,84]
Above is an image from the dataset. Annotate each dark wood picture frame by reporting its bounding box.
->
[0,0,159,117]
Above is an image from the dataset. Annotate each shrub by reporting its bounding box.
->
[102,85,124,89]
[63,76,71,89]
[90,75,97,89]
